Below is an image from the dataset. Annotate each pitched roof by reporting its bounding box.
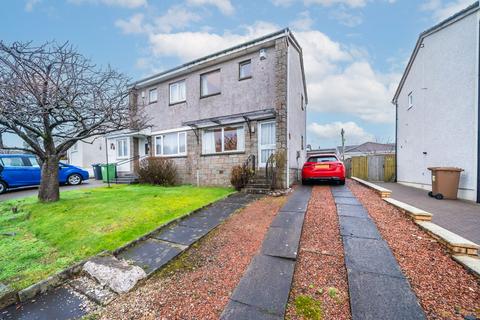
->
[343,142,395,153]
[392,1,479,104]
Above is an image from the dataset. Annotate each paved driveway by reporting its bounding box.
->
[377,182,480,245]
[0,179,106,201]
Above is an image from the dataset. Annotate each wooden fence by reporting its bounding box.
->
[345,154,395,182]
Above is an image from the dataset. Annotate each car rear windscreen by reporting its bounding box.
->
[308,156,338,163]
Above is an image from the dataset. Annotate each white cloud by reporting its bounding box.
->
[329,9,363,27]
[271,0,296,6]
[68,0,147,8]
[154,6,202,33]
[115,13,145,34]
[25,0,40,12]
[305,0,368,8]
[308,121,374,146]
[421,0,474,21]
[186,0,235,15]
[291,11,314,31]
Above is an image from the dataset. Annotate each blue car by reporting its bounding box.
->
[0,154,89,194]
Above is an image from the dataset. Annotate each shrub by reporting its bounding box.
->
[137,157,178,186]
[230,165,254,191]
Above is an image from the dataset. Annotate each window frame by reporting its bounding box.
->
[154,131,187,157]
[116,138,129,159]
[149,88,158,104]
[238,59,252,81]
[169,79,186,106]
[200,69,221,98]
[202,125,245,155]
[408,91,413,110]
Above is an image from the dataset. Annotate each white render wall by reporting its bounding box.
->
[287,44,307,184]
[67,137,106,174]
[396,11,479,201]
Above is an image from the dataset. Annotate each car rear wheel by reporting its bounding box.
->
[0,181,7,194]
[339,179,346,185]
[67,174,83,186]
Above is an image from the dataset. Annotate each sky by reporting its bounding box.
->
[0,0,476,148]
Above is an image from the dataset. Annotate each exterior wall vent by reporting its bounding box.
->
[259,48,267,60]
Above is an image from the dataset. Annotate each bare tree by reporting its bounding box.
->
[0,41,146,202]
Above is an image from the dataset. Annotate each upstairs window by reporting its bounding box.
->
[408,92,413,110]
[239,60,252,80]
[155,132,187,156]
[149,88,158,104]
[200,69,221,97]
[169,80,186,105]
[202,126,245,154]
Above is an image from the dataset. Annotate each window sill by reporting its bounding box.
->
[169,100,186,106]
[201,151,245,157]
[154,154,187,159]
[148,101,157,105]
[239,76,252,81]
[200,92,221,99]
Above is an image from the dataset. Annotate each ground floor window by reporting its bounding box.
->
[155,131,187,156]
[117,138,128,158]
[202,125,245,154]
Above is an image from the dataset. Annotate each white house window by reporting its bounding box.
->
[117,138,128,158]
[155,132,187,156]
[239,60,252,80]
[200,69,221,97]
[202,126,245,154]
[149,88,158,104]
[169,80,186,105]
[408,92,413,110]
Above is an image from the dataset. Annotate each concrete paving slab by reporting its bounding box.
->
[334,196,362,206]
[198,202,244,217]
[452,255,480,277]
[179,213,224,229]
[343,237,404,277]
[117,239,183,275]
[339,216,381,239]
[348,270,425,320]
[221,193,261,204]
[261,226,303,259]
[153,224,210,246]
[221,300,282,320]
[332,191,356,198]
[68,276,116,306]
[270,211,305,229]
[1,286,88,320]
[230,255,295,317]
[336,204,369,218]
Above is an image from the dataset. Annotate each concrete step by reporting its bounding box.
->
[242,187,271,195]
[383,198,432,222]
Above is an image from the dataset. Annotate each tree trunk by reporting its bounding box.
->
[38,155,60,202]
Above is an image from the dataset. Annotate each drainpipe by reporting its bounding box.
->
[477,18,480,203]
[395,102,398,183]
[286,37,290,188]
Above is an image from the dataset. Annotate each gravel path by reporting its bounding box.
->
[98,195,286,320]
[286,185,351,320]
[349,180,480,320]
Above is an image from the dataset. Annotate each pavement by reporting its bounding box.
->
[331,185,426,320]
[377,182,480,245]
[2,192,261,320]
[0,179,105,201]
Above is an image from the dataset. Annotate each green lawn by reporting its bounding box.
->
[0,184,233,290]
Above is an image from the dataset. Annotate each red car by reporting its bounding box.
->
[302,154,346,185]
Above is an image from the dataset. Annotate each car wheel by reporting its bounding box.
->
[67,174,83,186]
[434,193,444,200]
[302,179,309,185]
[428,191,433,197]
[339,180,346,185]
[0,181,7,194]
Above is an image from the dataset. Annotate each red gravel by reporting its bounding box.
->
[98,196,286,320]
[349,180,480,320]
[286,186,351,320]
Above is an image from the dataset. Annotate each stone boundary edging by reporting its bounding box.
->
[0,192,238,310]
[351,177,392,198]
[383,198,432,222]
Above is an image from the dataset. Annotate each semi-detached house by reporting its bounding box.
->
[105,29,308,188]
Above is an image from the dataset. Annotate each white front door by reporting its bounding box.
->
[258,121,276,167]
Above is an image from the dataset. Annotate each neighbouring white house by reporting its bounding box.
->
[392,1,479,202]
[67,137,106,174]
